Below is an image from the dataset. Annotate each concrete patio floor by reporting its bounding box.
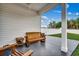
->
[17,36,79,56]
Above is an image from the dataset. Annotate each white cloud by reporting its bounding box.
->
[68,12,72,15]
[68,17,71,20]
[51,18,57,22]
[48,20,51,23]
[41,25,47,27]
[67,4,69,8]
[76,12,79,16]
[41,16,48,20]
[41,20,44,23]
[41,21,47,27]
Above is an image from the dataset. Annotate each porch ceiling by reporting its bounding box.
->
[1,3,58,17]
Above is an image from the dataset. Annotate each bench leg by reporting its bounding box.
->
[25,43,30,47]
[40,39,45,42]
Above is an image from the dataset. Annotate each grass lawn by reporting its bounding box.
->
[71,44,79,56]
[49,33,79,41]
[49,33,79,56]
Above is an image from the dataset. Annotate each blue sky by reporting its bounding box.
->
[67,3,79,20]
[41,3,79,27]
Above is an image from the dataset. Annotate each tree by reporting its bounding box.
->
[52,21,56,28]
[56,22,61,28]
[48,22,53,28]
[48,21,56,28]
[47,17,79,29]
[69,20,75,29]
[67,20,70,28]
[76,17,79,29]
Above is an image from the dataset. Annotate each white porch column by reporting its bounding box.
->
[61,3,68,53]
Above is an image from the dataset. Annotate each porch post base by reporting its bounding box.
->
[61,47,68,56]
[61,47,68,53]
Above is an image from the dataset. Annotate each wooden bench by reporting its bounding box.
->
[24,32,46,46]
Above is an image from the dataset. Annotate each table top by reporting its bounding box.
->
[0,43,17,51]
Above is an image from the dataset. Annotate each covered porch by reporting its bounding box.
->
[0,3,79,56]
